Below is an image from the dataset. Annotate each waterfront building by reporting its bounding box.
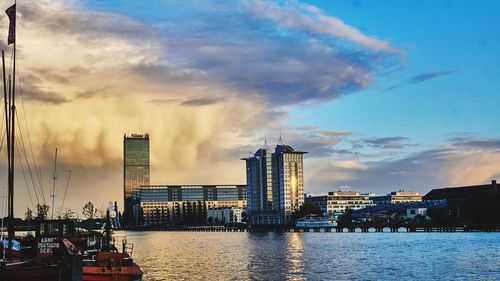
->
[124,133,150,200]
[370,191,422,204]
[306,191,375,219]
[423,180,499,225]
[405,208,427,219]
[242,141,307,225]
[134,185,246,224]
[207,207,244,224]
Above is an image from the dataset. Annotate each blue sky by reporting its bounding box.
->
[296,0,500,144]
[83,0,500,143]
[4,0,500,214]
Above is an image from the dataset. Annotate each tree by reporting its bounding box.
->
[82,201,97,219]
[241,211,248,224]
[36,204,50,221]
[155,208,161,225]
[291,202,323,221]
[337,208,354,228]
[181,203,186,225]
[25,207,33,221]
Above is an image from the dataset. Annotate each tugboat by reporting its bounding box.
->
[0,3,83,280]
[82,210,143,281]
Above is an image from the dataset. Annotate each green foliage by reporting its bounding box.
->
[82,201,97,219]
[25,207,33,221]
[291,202,323,221]
[36,204,50,221]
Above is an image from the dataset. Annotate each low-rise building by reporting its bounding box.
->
[405,208,427,219]
[423,180,499,224]
[306,190,375,219]
[207,207,244,224]
[133,184,246,225]
[371,191,422,204]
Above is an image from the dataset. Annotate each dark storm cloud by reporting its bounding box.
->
[126,1,399,106]
[409,70,455,84]
[181,97,227,107]
[16,1,400,106]
[73,87,111,100]
[19,83,68,104]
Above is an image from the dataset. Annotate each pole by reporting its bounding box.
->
[1,53,9,256]
[51,148,58,219]
[8,31,16,250]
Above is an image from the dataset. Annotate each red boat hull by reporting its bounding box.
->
[83,265,143,281]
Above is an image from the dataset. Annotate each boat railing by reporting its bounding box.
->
[123,243,134,257]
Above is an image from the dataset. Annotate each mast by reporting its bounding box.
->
[1,53,10,251]
[6,1,16,254]
[51,148,58,219]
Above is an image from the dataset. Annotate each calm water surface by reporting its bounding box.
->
[116,231,500,281]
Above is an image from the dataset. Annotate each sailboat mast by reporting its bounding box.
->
[51,148,58,219]
[1,53,10,244]
[8,19,16,245]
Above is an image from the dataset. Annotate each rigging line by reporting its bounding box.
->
[15,137,36,210]
[59,169,71,217]
[15,59,47,204]
[15,110,41,206]
[0,107,6,153]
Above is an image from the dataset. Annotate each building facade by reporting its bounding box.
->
[124,134,150,200]
[243,142,307,225]
[370,191,422,204]
[207,207,244,224]
[306,191,375,219]
[134,185,246,224]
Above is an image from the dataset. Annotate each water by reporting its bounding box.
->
[116,231,500,281]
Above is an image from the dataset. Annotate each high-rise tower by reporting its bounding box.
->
[243,141,307,225]
[124,133,150,201]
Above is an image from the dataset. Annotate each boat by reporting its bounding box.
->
[82,210,143,281]
[0,3,83,280]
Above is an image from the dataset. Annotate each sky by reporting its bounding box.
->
[0,0,499,216]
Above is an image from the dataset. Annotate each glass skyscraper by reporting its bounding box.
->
[243,142,307,225]
[124,133,150,201]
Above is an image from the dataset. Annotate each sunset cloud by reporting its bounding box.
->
[0,0,495,216]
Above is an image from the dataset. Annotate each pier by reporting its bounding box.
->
[124,224,500,233]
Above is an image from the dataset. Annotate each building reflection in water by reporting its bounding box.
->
[247,232,306,281]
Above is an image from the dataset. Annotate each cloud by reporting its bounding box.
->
[0,0,401,216]
[248,0,398,53]
[448,135,500,149]
[362,136,416,149]
[306,139,500,195]
[120,0,400,106]
[409,70,455,84]
[181,97,227,107]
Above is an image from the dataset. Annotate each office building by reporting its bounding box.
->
[370,191,422,204]
[124,133,150,200]
[207,207,244,224]
[134,185,246,224]
[243,141,307,225]
[306,191,375,219]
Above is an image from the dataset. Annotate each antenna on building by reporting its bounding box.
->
[278,128,283,145]
[264,132,269,149]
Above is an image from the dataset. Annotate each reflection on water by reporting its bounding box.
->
[116,231,500,281]
[247,233,305,281]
